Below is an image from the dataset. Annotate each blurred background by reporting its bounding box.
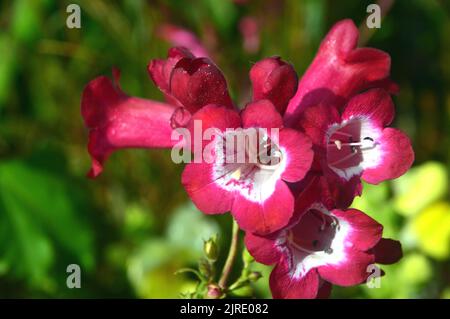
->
[0,0,449,298]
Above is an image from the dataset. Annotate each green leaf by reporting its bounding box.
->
[412,202,450,260]
[351,182,399,237]
[363,253,432,298]
[392,162,448,216]
[11,0,43,45]
[202,0,237,35]
[0,160,94,287]
[0,35,18,107]
[127,239,194,298]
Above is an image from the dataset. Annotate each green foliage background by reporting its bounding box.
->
[0,0,449,298]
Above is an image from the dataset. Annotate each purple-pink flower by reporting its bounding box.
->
[81,19,413,299]
[245,176,402,298]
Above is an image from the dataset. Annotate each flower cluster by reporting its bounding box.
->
[81,20,413,298]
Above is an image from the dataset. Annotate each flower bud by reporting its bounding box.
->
[204,235,219,262]
[205,284,223,299]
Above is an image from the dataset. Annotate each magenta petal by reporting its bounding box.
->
[372,238,403,265]
[241,99,283,129]
[170,57,234,113]
[270,261,320,299]
[317,281,332,299]
[186,104,241,153]
[362,128,414,184]
[318,248,374,286]
[244,232,280,265]
[81,75,177,178]
[284,19,392,126]
[279,128,313,183]
[148,47,194,106]
[187,104,241,133]
[341,89,395,127]
[333,209,383,251]
[250,57,298,114]
[181,162,233,214]
[323,172,362,209]
[232,180,294,235]
[297,103,340,146]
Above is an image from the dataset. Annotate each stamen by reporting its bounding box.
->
[328,142,366,147]
[328,138,376,151]
[334,140,342,150]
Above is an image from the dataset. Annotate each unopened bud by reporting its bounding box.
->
[206,284,223,299]
[204,235,219,262]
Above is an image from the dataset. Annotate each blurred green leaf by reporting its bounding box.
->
[442,287,450,299]
[166,203,220,258]
[0,160,95,287]
[202,0,237,36]
[11,0,43,45]
[363,253,432,298]
[351,181,399,238]
[392,162,448,216]
[412,202,450,260]
[127,239,194,298]
[0,35,17,108]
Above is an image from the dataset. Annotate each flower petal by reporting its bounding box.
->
[241,99,283,129]
[332,208,383,251]
[297,103,340,146]
[341,89,395,127]
[186,104,241,154]
[187,104,241,133]
[362,128,414,184]
[279,128,313,183]
[372,238,403,265]
[81,74,177,178]
[322,171,362,209]
[169,57,234,113]
[318,248,374,286]
[270,261,320,299]
[181,162,234,214]
[284,19,392,127]
[244,232,280,265]
[250,57,298,114]
[317,281,332,299]
[232,180,294,235]
[148,47,194,106]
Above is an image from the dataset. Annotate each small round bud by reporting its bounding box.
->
[204,236,219,262]
[205,284,223,299]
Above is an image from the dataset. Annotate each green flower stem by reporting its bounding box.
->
[218,218,240,290]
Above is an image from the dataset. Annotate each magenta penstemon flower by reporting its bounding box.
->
[244,177,402,298]
[181,100,313,235]
[297,88,414,207]
[81,18,413,299]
